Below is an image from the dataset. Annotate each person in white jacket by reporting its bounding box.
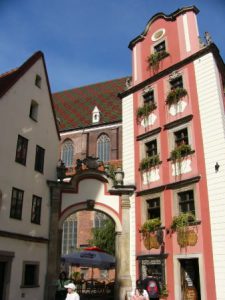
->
[64,283,80,300]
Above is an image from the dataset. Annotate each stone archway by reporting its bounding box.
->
[46,168,135,300]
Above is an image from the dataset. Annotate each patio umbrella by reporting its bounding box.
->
[61,248,115,269]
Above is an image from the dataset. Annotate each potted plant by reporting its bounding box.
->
[136,102,157,124]
[166,87,188,107]
[139,154,160,171]
[171,212,198,248]
[141,218,162,250]
[147,50,169,71]
[170,144,192,161]
[160,284,169,298]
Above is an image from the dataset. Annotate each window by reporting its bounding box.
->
[29,100,38,121]
[94,212,108,228]
[170,76,183,90]
[22,262,39,287]
[35,145,45,173]
[97,134,110,162]
[145,139,157,157]
[62,140,74,167]
[174,128,189,147]
[35,74,41,88]
[143,90,154,104]
[10,187,24,219]
[178,190,195,215]
[15,135,28,165]
[147,198,160,219]
[61,214,77,255]
[31,195,42,224]
[154,40,166,53]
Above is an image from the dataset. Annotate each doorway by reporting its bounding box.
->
[0,261,6,300]
[180,258,201,300]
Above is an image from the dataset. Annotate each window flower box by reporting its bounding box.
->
[139,154,160,171]
[166,87,188,107]
[136,102,157,124]
[147,50,169,71]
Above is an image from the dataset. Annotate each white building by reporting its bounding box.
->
[0,51,60,300]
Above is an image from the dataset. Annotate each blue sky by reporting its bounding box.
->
[1,0,224,92]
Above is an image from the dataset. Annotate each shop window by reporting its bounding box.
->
[62,140,74,167]
[147,198,161,220]
[35,145,45,173]
[31,195,42,224]
[138,254,168,290]
[178,190,195,215]
[10,187,24,220]
[15,135,28,165]
[97,134,110,162]
[29,100,38,121]
[21,262,39,287]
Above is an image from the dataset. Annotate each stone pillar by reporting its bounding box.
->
[115,194,132,300]
[45,184,62,300]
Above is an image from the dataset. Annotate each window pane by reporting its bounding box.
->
[62,140,74,167]
[35,145,45,173]
[10,188,23,219]
[15,135,28,165]
[147,198,160,219]
[146,140,157,157]
[31,195,42,224]
[174,128,188,146]
[178,190,195,215]
[97,134,110,162]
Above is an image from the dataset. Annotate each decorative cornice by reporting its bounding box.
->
[109,185,136,196]
[136,175,201,196]
[164,115,193,130]
[119,44,224,99]
[137,127,161,141]
[128,6,199,49]
[0,230,49,244]
[137,253,168,260]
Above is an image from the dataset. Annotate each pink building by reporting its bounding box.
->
[120,6,225,300]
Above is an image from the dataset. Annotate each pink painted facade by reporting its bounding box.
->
[121,6,225,300]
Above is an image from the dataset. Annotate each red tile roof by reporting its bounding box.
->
[52,77,128,132]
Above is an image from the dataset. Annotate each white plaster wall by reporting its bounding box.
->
[0,237,47,300]
[194,53,225,300]
[0,58,59,236]
[130,193,136,288]
[122,94,135,185]
[61,179,120,214]
[0,57,59,300]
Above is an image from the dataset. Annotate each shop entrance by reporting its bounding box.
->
[180,258,201,300]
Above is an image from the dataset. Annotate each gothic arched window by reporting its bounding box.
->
[62,140,74,167]
[97,134,110,162]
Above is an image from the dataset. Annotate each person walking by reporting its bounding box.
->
[131,287,149,300]
[142,269,160,300]
[64,283,80,300]
[55,271,70,300]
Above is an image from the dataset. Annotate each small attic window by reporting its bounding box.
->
[92,106,100,124]
[154,41,166,53]
[35,74,42,88]
[29,100,39,121]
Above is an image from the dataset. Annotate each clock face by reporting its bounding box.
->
[151,28,165,42]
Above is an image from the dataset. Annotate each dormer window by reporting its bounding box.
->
[92,106,100,124]
[35,74,42,88]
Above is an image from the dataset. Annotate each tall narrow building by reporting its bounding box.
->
[120,6,225,300]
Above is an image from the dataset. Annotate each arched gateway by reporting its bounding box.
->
[46,159,135,300]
